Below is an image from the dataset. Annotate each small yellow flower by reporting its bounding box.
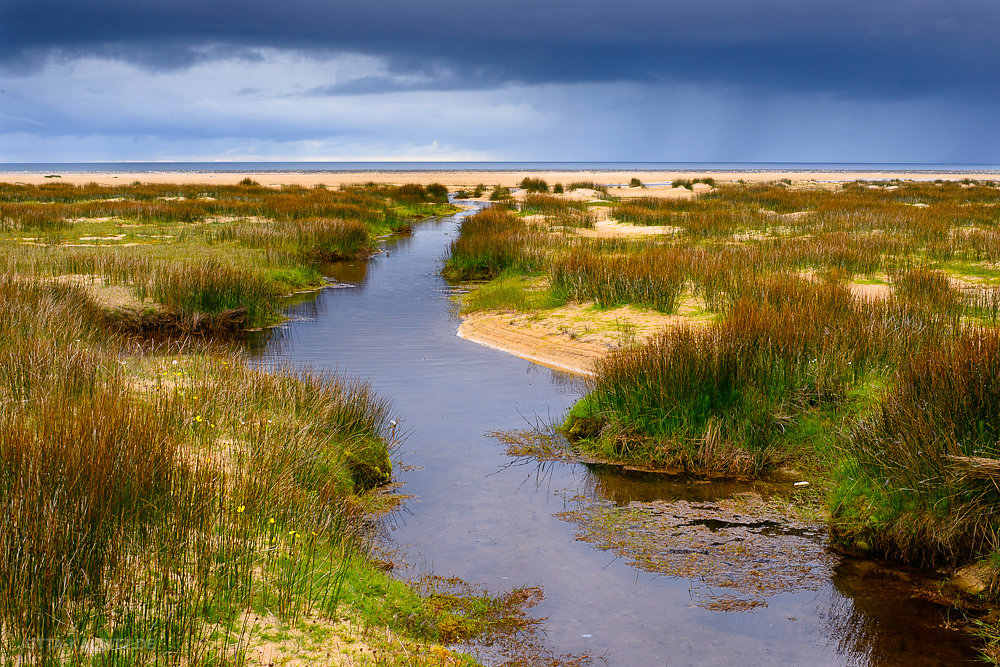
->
[269,518,275,525]
[236,505,245,513]
[194,415,203,423]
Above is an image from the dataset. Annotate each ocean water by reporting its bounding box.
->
[2,161,999,174]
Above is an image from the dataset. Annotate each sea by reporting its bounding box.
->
[1,161,999,174]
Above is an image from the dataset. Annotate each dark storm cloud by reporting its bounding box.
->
[2,0,999,101]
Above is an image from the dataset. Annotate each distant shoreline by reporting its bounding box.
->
[3,168,999,188]
[5,169,1000,175]
[2,161,1000,176]
[4,169,1000,176]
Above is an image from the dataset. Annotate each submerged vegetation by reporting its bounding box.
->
[445,179,1000,617]
[0,181,543,665]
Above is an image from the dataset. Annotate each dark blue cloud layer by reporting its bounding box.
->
[2,0,999,100]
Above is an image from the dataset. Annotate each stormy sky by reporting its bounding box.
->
[1,0,998,163]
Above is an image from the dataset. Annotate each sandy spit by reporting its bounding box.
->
[456,302,709,376]
[457,313,605,376]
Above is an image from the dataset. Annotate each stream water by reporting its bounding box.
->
[251,207,979,666]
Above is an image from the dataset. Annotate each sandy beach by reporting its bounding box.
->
[2,169,999,189]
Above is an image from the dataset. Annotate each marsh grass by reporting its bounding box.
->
[567,181,609,195]
[968,286,1000,325]
[572,278,890,473]
[520,194,595,229]
[0,270,411,662]
[489,185,512,201]
[520,194,586,216]
[519,178,549,193]
[443,207,551,281]
[832,329,1000,567]
[446,179,1000,577]
[0,182,454,331]
[551,247,686,312]
[462,273,565,313]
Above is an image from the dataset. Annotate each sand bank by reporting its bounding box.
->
[458,313,606,375]
[457,302,712,376]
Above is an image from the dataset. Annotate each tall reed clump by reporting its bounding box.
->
[214,217,373,261]
[489,185,512,201]
[520,194,586,217]
[386,183,448,204]
[287,217,373,260]
[443,206,547,281]
[566,278,900,475]
[567,181,609,195]
[550,246,686,312]
[832,330,1000,568]
[0,382,182,659]
[140,259,283,329]
[611,197,680,226]
[519,178,549,193]
[892,266,963,317]
[968,286,1000,325]
[610,197,739,235]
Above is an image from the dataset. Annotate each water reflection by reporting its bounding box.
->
[580,463,783,505]
[823,559,978,665]
[319,259,369,284]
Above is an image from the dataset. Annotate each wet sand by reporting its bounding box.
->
[457,312,605,376]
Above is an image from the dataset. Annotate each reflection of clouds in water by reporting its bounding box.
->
[243,324,284,357]
[384,228,417,253]
[281,293,325,321]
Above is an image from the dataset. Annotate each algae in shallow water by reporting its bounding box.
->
[557,491,837,611]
